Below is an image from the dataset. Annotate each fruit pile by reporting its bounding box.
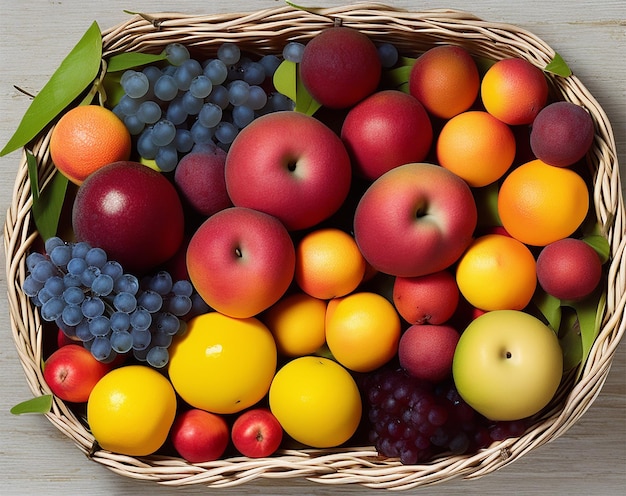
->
[12,21,608,467]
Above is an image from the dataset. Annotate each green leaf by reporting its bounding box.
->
[26,150,39,202]
[558,308,583,372]
[1,22,103,157]
[31,170,69,240]
[583,234,610,264]
[384,65,414,90]
[295,72,322,116]
[273,59,320,116]
[106,51,167,73]
[563,288,606,378]
[284,1,326,14]
[10,395,53,415]
[533,289,562,331]
[473,182,502,229]
[544,52,572,77]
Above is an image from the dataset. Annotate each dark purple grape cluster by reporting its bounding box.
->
[360,367,527,465]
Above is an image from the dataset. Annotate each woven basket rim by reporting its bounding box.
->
[4,3,625,490]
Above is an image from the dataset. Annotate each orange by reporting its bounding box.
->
[409,45,480,119]
[50,105,131,185]
[325,292,401,372]
[436,111,516,187]
[455,234,537,311]
[497,159,589,246]
[295,228,366,300]
[87,365,177,456]
[263,292,327,357]
[481,58,549,125]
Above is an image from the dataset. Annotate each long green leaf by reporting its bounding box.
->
[106,51,167,73]
[10,395,53,415]
[26,150,39,202]
[1,22,102,156]
[31,171,69,241]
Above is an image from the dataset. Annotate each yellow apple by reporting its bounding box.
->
[452,310,563,421]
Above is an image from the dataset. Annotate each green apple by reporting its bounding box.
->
[452,310,563,421]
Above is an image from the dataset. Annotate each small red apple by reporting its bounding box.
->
[43,344,112,403]
[231,408,283,458]
[398,324,460,382]
[170,409,230,463]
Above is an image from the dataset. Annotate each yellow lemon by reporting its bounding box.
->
[87,365,177,456]
[269,356,362,448]
[325,292,401,372]
[168,312,277,414]
[263,292,327,357]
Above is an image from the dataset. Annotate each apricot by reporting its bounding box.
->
[408,45,480,119]
[536,237,603,301]
[530,101,595,167]
[300,27,381,109]
[481,58,548,125]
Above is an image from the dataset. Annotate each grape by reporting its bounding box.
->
[174,65,195,91]
[91,336,113,361]
[215,121,238,144]
[63,272,82,288]
[165,97,188,125]
[198,103,223,128]
[228,80,250,106]
[71,241,91,259]
[44,236,65,254]
[217,42,240,65]
[41,296,65,321]
[82,296,105,318]
[22,275,44,297]
[154,74,179,101]
[31,259,57,283]
[26,252,47,271]
[110,330,133,353]
[259,54,281,77]
[190,120,214,145]
[75,321,93,342]
[91,274,114,296]
[182,90,204,115]
[167,294,192,316]
[137,290,163,313]
[124,114,145,135]
[151,119,177,147]
[131,328,152,350]
[174,129,194,153]
[113,291,137,313]
[165,43,190,66]
[155,144,179,172]
[232,104,255,129]
[67,257,88,275]
[89,316,110,337]
[80,266,100,287]
[137,128,158,159]
[137,100,162,124]
[61,304,84,326]
[110,311,131,332]
[204,59,228,85]
[142,65,162,85]
[377,42,399,68]
[241,61,266,85]
[189,74,213,99]
[208,84,230,109]
[49,244,72,268]
[130,308,152,331]
[117,94,142,116]
[122,70,150,99]
[283,41,305,63]
[101,260,124,281]
[113,273,139,294]
[85,247,107,268]
[146,346,169,368]
[247,85,268,110]
[172,279,193,297]
[43,276,65,296]
[147,271,173,295]
[63,286,85,305]
[151,331,173,348]
[154,312,180,335]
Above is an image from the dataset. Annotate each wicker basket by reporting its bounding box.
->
[4,3,625,490]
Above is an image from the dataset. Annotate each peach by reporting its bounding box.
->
[481,58,549,125]
[398,324,460,382]
[186,207,295,318]
[536,237,603,301]
[174,143,232,216]
[300,27,381,109]
[530,101,595,167]
[409,45,480,119]
[353,162,477,277]
[392,270,460,325]
[340,90,433,180]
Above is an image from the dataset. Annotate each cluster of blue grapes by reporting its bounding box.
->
[22,237,209,369]
[112,41,296,171]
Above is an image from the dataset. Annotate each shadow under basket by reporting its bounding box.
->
[4,3,625,490]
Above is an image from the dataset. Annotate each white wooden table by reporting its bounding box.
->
[1,1,624,494]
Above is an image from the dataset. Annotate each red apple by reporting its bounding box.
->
[170,409,230,463]
[299,26,381,109]
[72,161,185,273]
[43,344,112,403]
[225,111,352,231]
[231,408,283,458]
[341,90,433,180]
[186,206,296,318]
[174,143,232,216]
[392,270,459,325]
[398,324,460,382]
[353,162,477,277]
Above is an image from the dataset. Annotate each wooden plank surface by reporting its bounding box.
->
[0,1,624,494]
